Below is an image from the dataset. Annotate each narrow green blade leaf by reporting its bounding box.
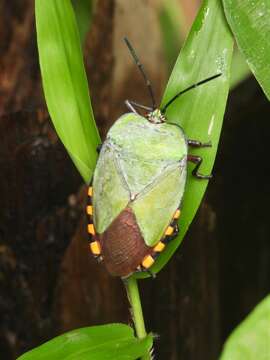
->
[220,295,270,360]
[72,0,94,43]
[223,0,270,100]
[35,0,100,183]
[136,0,233,278]
[159,0,183,71]
[230,47,251,89]
[18,324,153,360]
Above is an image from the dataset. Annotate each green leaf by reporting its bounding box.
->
[223,0,270,100]
[159,0,183,71]
[230,47,251,89]
[135,0,233,278]
[72,0,94,43]
[220,295,270,360]
[35,0,100,184]
[18,324,153,360]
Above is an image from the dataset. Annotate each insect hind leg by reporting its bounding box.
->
[188,155,212,179]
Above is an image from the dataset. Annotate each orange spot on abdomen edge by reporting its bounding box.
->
[174,209,181,219]
[90,241,101,255]
[88,224,95,235]
[86,205,93,215]
[88,187,93,196]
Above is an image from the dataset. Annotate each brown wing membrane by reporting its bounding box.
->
[98,207,150,277]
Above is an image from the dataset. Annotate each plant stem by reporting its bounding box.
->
[124,277,151,360]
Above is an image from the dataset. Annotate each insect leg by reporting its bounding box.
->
[148,270,156,278]
[188,139,212,148]
[125,99,153,114]
[96,144,102,154]
[188,155,212,179]
[125,100,138,114]
[144,269,156,279]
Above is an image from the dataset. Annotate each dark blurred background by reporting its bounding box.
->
[0,1,270,359]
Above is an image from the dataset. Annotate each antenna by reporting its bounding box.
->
[161,73,222,113]
[124,37,156,110]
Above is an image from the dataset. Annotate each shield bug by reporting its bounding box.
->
[86,38,221,278]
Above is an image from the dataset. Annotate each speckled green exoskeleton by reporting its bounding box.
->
[86,38,221,278]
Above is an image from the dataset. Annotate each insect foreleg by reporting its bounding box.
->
[125,100,153,114]
[187,139,212,148]
[187,155,212,179]
[125,100,138,114]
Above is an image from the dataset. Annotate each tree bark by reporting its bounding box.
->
[0,0,44,116]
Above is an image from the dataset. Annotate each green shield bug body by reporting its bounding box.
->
[86,39,221,278]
